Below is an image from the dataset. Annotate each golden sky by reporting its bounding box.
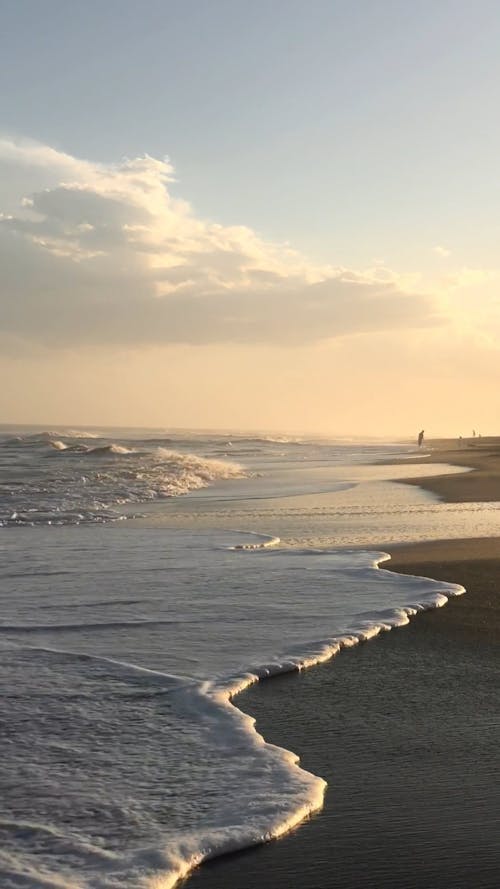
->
[1,139,498,437]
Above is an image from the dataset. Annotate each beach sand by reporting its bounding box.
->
[394,436,500,502]
[188,443,499,889]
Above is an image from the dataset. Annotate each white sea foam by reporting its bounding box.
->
[92,552,464,889]
[142,554,464,889]
[49,440,69,450]
[87,443,136,455]
[63,429,105,439]
[2,434,494,889]
[229,532,281,549]
[0,438,246,526]
[0,523,468,889]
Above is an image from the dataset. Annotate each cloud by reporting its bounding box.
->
[433,245,451,257]
[0,138,444,350]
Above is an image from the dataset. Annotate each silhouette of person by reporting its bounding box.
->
[418,429,424,447]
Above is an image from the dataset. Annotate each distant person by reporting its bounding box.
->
[418,429,424,447]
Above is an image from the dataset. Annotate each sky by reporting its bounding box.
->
[1,0,499,436]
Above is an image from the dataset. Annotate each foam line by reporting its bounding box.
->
[136,554,465,889]
[228,531,281,550]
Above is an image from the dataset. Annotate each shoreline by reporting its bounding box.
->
[191,548,499,889]
[392,437,500,502]
[187,440,500,889]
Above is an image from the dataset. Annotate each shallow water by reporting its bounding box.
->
[1,429,499,888]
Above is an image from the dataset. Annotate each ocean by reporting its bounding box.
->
[1,427,499,889]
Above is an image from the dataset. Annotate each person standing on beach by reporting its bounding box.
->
[418,430,424,447]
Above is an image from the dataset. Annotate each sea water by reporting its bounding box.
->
[1,428,499,888]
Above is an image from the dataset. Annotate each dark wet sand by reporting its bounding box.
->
[188,457,500,889]
[190,547,499,889]
[394,437,500,502]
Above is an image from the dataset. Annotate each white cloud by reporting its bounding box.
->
[433,245,451,257]
[0,138,444,350]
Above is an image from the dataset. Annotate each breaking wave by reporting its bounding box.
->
[0,545,465,889]
[49,440,69,451]
[0,438,245,527]
[86,443,135,455]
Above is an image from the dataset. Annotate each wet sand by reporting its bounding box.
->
[386,537,500,642]
[395,437,500,502]
[188,446,500,889]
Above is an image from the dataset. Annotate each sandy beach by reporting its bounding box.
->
[190,441,500,889]
[394,436,500,502]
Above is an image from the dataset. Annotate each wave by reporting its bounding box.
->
[223,435,304,447]
[46,442,243,471]
[87,443,135,455]
[47,442,135,455]
[151,558,464,889]
[0,446,246,526]
[5,430,103,444]
[256,435,303,444]
[229,532,281,550]
[55,553,460,889]
[43,429,104,440]
[61,429,104,439]
[1,552,465,889]
[49,440,69,450]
